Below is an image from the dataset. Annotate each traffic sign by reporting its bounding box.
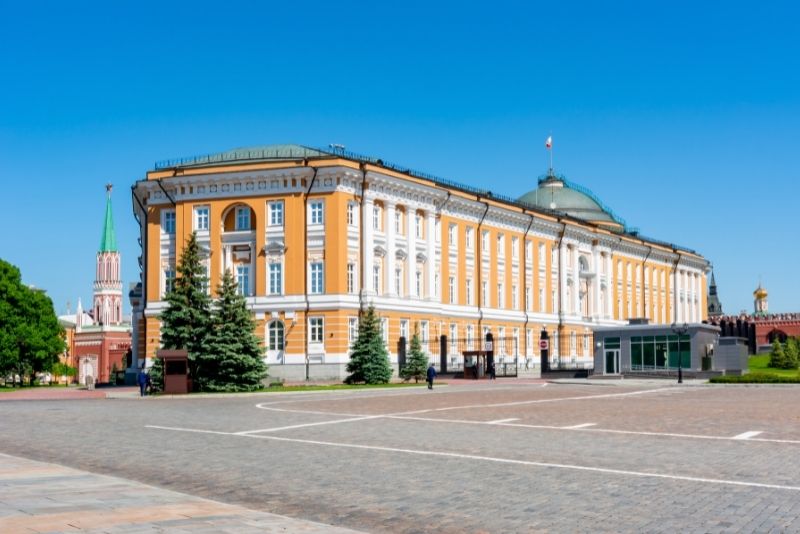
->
[539,339,549,350]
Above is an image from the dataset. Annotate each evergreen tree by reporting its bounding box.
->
[195,270,267,391]
[346,306,392,384]
[400,329,428,383]
[769,338,787,369]
[784,337,800,369]
[158,233,212,389]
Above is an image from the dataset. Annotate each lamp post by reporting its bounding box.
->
[671,322,689,384]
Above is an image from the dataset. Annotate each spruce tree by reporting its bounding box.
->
[196,269,267,391]
[784,337,800,370]
[346,306,392,384]
[769,338,787,369]
[158,232,212,389]
[400,330,428,383]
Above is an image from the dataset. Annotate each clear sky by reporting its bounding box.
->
[1,0,798,316]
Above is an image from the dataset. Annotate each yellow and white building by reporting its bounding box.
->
[130,144,710,379]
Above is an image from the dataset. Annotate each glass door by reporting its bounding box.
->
[605,349,620,374]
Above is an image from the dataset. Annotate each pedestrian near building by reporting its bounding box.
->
[137,368,148,397]
[426,364,437,390]
[488,361,496,380]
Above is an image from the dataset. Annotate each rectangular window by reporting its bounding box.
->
[539,243,546,268]
[420,320,429,343]
[373,206,380,230]
[466,227,474,250]
[347,203,355,226]
[467,325,474,349]
[400,319,409,340]
[395,211,402,234]
[466,279,473,305]
[512,285,518,310]
[373,265,381,294]
[269,263,282,295]
[525,241,532,261]
[435,219,441,243]
[310,262,324,294]
[497,234,505,258]
[450,324,457,350]
[481,231,489,254]
[164,269,175,295]
[269,201,284,226]
[482,281,488,306]
[416,270,422,297]
[163,210,176,234]
[415,214,423,238]
[512,237,519,259]
[236,265,250,296]
[346,318,358,347]
[497,283,504,308]
[236,207,251,230]
[309,317,324,343]
[525,288,531,310]
[194,207,209,231]
[310,201,324,225]
[526,328,533,356]
[448,276,455,304]
[347,263,356,294]
[395,268,402,296]
[539,287,545,311]
[448,224,457,247]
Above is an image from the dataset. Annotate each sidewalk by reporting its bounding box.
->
[0,452,364,533]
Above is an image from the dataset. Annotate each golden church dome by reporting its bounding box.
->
[753,284,768,299]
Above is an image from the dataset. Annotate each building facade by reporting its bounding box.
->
[131,145,710,379]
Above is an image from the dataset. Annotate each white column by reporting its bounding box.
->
[675,268,682,323]
[558,241,567,316]
[363,196,374,293]
[407,207,417,297]
[426,210,436,300]
[572,247,580,316]
[592,247,601,321]
[693,272,699,322]
[605,254,613,319]
[386,202,396,296]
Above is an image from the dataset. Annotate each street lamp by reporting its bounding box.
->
[670,322,689,384]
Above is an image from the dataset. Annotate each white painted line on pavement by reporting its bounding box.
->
[562,423,597,429]
[487,418,519,424]
[234,416,382,435]
[147,425,800,492]
[732,431,764,440]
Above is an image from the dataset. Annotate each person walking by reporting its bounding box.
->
[137,368,148,397]
[426,363,437,390]
[488,360,496,380]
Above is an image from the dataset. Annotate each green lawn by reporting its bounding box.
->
[748,354,800,378]
[710,354,800,383]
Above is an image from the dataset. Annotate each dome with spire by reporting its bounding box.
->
[753,284,768,300]
[517,174,625,230]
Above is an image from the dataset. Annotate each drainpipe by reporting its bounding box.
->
[302,160,319,381]
[641,245,653,320]
[358,163,368,313]
[475,198,490,336]
[522,213,535,356]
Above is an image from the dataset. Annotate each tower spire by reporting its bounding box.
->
[100,183,118,252]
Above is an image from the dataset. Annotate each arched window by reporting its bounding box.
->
[268,321,285,351]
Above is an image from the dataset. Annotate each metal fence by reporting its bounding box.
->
[397,334,519,377]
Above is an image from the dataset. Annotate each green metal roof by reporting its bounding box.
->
[155,144,328,169]
[517,175,621,226]
[100,192,117,252]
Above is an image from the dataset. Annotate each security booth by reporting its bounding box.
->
[157,349,190,394]
[593,321,720,376]
[462,350,490,379]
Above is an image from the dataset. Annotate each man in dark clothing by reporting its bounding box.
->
[137,368,148,397]
[488,361,496,380]
[426,364,437,390]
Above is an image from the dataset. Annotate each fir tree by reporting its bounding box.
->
[769,338,787,369]
[784,337,800,370]
[195,269,267,391]
[158,232,212,389]
[400,329,428,383]
[346,306,392,384]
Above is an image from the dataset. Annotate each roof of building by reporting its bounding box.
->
[100,187,117,252]
[517,175,623,228]
[754,283,768,299]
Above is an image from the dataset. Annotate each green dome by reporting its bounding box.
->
[518,175,622,228]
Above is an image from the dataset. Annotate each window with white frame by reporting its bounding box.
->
[481,281,488,306]
[513,328,520,356]
[512,236,519,259]
[497,282,504,308]
[395,268,402,296]
[310,201,324,225]
[373,264,381,294]
[347,263,356,294]
[347,202,355,226]
[512,284,518,310]
[466,227,474,250]
[269,263,282,295]
[539,243,546,268]
[415,270,422,297]
[525,287,531,310]
[395,211,402,234]
[194,207,209,231]
[497,234,505,258]
[467,324,474,349]
[526,328,533,356]
[236,207,251,230]
[449,323,457,349]
[400,319,409,340]
[466,278,473,305]
[162,210,176,234]
[415,214,423,238]
[481,231,489,253]
[236,265,250,296]
[434,273,439,298]
[448,224,457,247]
[448,276,455,304]
[269,201,284,226]
[420,320,429,344]
[268,321,284,351]
[348,317,358,347]
[373,205,381,231]
[498,327,505,354]
[539,287,545,311]
[164,268,175,296]
[435,219,441,243]
[309,317,324,343]
[525,241,532,261]
[310,262,324,294]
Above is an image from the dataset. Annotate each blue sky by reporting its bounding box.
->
[1,0,797,316]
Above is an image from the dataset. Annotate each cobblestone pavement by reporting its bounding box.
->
[0,452,363,533]
[1,382,799,533]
